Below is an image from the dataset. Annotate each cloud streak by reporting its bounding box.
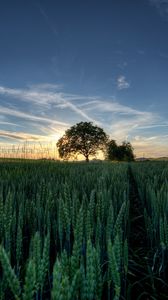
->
[0,83,167,157]
[0,105,69,127]
[36,2,58,36]
[0,85,97,123]
[0,130,48,142]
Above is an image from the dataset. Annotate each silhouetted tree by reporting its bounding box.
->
[106,139,118,160]
[121,141,135,161]
[56,122,108,162]
[106,140,135,161]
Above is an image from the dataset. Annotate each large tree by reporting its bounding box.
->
[57,122,108,162]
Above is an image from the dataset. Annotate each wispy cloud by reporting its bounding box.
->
[77,98,168,157]
[81,100,146,116]
[117,75,130,90]
[136,123,168,129]
[0,121,24,127]
[36,2,58,36]
[29,83,63,90]
[76,98,161,144]
[132,134,168,157]
[0,85,97,123]
[0,130,48,142]
[0,105,69,127]
[0,83,167,157]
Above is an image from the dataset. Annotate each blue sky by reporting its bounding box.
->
[0,0,168,157]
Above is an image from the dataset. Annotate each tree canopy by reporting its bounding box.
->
[106,140,135,161]
[56,122,108,162]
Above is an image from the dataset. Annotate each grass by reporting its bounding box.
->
[0,160,167,299]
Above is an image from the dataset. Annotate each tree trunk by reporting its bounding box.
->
[85,155,89,162]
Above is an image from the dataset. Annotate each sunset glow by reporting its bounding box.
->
[0,1,168,158]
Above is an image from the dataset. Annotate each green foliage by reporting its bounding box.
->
[85,239,96,299]
[107,240,121,299]
[56,121,108,161]
[0,194,4,242]
[39,232,50,290]
[0,160,131,299]
[23,259,36,300]
[1,160,167,298]
[0,245,21,300]
[131,161,168,276]
[16,224,22,270]
[52,259,62,299]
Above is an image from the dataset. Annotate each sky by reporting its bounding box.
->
[0,0,168,158]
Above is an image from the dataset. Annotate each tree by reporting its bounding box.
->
[120,141,135,161]
[106,139,118,161]
[56,122,108,162]
[106,140,135,161]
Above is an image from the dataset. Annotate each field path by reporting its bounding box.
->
[127,166,157,300]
